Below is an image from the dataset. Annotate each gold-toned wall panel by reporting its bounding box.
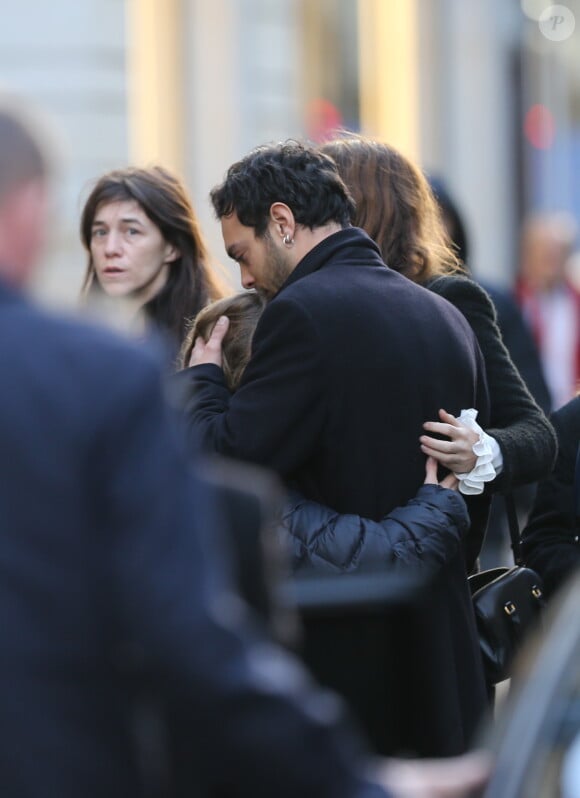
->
[127,0,183,172]
[357,0,419,159]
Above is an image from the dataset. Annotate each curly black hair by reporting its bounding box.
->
[210,140,355,236]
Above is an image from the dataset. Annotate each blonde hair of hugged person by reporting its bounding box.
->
[179,291,265,390]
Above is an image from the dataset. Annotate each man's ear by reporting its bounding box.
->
[269,202,295,240]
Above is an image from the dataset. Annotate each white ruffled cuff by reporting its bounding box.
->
[453,408,503,495]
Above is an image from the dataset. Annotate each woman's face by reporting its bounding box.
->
[90,199,178,301]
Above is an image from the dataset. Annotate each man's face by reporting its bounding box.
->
[221,211,293,300]
[521,227,569,292]
[0,178,49,287]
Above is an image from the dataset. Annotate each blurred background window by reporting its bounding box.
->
[1,0,579,306]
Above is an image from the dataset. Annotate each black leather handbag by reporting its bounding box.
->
[468,496,545,685]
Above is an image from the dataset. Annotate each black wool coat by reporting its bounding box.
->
[181,229,489,527]
[177,228,490,757]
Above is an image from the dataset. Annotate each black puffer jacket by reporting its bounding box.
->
[282,484,469,574]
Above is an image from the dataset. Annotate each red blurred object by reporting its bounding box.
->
[306,98,343,142]
[524,104,556,150]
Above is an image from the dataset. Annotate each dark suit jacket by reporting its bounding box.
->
[522,396,580,599]
[0,280,386,798]
[177,228,490,756]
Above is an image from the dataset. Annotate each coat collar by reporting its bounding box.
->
[278,227,384,295]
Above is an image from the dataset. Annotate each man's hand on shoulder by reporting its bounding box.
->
[189,315,230,368]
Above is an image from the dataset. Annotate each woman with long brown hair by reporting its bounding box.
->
[316,134,557,754]
[80,165,226,359]
[320,135,556,536]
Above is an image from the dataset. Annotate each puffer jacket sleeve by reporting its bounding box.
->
[282,484,469,574]
[428,275,557,491]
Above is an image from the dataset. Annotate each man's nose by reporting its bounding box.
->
[240,265,254,289]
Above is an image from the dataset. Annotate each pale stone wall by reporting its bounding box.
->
[182,0,302,287]
[0,0,128,306]
[418,0,521,286]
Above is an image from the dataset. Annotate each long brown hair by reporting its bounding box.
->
[320,135,461,283]
[80,165,227,345]
[179,291,265,391]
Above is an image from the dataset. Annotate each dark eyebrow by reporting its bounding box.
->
[120,217,145,226]
[226,245,242,260]
[92,217,145,228]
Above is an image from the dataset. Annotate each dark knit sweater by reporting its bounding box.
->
[427,274,557,492]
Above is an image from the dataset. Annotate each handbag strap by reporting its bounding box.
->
[505,493,522,566]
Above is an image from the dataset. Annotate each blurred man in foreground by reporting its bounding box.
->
[0,96,489,798]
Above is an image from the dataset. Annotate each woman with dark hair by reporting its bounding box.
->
[80,165,227,358]
[313,134,557,754]
[320,135,556,556]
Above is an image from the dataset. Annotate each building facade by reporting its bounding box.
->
[1,0,578,303]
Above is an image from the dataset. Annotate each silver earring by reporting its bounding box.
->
[283,233,294,247]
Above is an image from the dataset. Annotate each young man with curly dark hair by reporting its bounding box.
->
[177,140,491,758]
